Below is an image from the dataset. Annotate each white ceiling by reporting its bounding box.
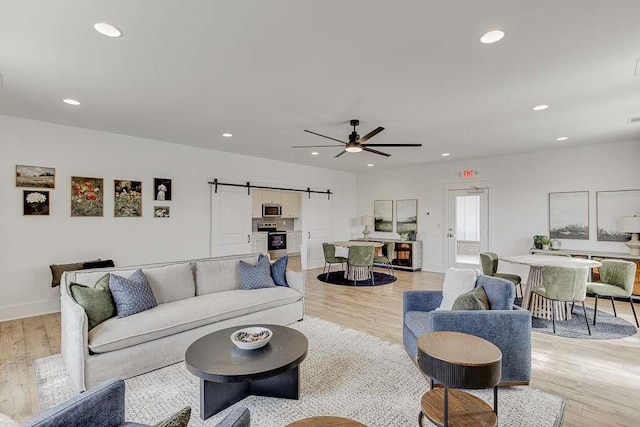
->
[1,0,639,172]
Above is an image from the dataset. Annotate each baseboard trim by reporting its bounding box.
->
[0,299,60,322]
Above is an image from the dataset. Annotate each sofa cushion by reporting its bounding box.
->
[142,262,195,304]
[452,286,490,311]
[109,270,157,318]
[438,268,479,310]
[239,256,276,290]
[476,275,516,310]
[88,287,302,353]
[269,255,289,287]
[194,255,259,295]
[69,274,115,329]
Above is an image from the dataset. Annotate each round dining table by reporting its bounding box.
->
[499,254,602,320]
[330,240,383,281]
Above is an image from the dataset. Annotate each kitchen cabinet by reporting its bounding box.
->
[261,190,281,204]
[251,190,263,218]
[287,231,302,255]
[281,192,301,218]
[252,232,268,254]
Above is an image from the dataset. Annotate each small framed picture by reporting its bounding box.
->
[154,206,170,218]
[16,165,55,188]
[154,178,172,201]
[24,190,50,215]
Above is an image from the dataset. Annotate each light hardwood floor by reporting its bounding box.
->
[2,258,639,426]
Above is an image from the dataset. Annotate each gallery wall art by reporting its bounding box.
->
[154,178,172,201]
[374,200,393,232]
[396,199,418,233]
[114,180,142,217]
[16,165,55,188]
[549,191,589,240]
[23,190,50,215]
[597,189,640,241]
[71,176,104,217]
[154,206,170,218]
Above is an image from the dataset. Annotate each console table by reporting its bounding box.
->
[356,238,423,271]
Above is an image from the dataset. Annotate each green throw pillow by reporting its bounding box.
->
[451,286,490,311]
[69,274,115,329]
[153,406,191,427]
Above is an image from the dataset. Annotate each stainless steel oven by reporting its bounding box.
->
[257,222,287,258]
[262,204,282,218]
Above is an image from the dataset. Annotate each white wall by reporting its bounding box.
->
[0,115,356,321]
[356,140,640,276]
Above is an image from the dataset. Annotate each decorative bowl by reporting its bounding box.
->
[230,327,272,350]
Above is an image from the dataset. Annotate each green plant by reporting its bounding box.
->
[540,236,551,245]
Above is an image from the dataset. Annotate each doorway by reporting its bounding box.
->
[446,187,489,268]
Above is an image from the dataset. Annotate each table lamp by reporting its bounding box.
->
[360,215,374,239]
[620,215,640,255]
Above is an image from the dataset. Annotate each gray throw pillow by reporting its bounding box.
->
[69,274,115,329]
[109,269,157,317]
[239,256,277,290]
[153,406,191,427]
[452,286,490,311]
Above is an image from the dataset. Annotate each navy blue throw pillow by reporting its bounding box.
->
[239,255,277,290]
[109,269,157,317]
[270,255,289,287]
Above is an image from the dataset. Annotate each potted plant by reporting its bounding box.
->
[540,236,551,251]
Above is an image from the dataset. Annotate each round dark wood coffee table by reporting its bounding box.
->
[416,331,502,427]
[185,324,308,420]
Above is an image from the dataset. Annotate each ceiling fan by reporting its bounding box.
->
[292,119,422,158]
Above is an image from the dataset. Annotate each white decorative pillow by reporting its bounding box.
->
[0,413,19,427]
[438,268,480,310]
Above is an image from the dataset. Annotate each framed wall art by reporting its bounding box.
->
[154,206,170,218]
[396,199,418,233]
[16,165,55,188]
[71,176,104,217]
[548,191,589,240]
[597,189,640,241]
[154,178,172,201]
[23,190,50,215]
[114,180,142,217]
[374,200,393,232]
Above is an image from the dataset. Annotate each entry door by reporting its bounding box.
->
[301,193,331,270]
[211,186,252,257]
[446,188,489,268]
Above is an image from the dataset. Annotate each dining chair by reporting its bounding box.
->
[374,242,395,276]
[480,252,523,298]
[348,245,375,286]
[322,243,347,280]
[586,259,638,327]
[531,266,591,335]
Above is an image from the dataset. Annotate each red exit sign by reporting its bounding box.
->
[461,170,476,179]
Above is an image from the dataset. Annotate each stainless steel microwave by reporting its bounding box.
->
[262,204,282,218]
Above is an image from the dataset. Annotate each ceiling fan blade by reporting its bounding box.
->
[358,127,385,144]
[291,145,345,148]
[304,130,347,144]
[363,143,423,147]
[334,150,347,158]
[363,147,391,157]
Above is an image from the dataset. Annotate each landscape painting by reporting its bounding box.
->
[374,200,393,232]
[597,189,640,241]
[23,190,50,215]
[396,199,418,233]
[114,180,142,217]
[16,165,55,188]
[71,176,104,217]
[549,191,589,240]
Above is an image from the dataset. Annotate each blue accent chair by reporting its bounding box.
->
[24,378,250,427]
[403,275,532,386]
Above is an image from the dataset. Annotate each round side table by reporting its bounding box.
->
[416,331,502,427]
[287,416,366,426]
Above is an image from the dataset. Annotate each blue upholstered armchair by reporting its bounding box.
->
[403,275,532,386]
[24,378,250,427]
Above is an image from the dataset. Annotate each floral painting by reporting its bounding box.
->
[16,165,55,188]
[71,177,104,217]
[154,206,170,218]
[23,191,50,215]
[114,180,142,217]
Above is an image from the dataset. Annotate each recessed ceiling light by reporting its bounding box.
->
[222,133,233,138]
[367,163,374,167]
[480,30,505,44]
[311,152,319,156]
[441,153,450,157]
[556,136,569,141]
[94,23,123,38]
[62,98,80,106]
[532,104,549,111]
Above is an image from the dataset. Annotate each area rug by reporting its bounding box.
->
[34,317,565,426]
[532,306,637,339]
[316,271,397,286]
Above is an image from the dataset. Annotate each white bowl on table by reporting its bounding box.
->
[230,327,273,350]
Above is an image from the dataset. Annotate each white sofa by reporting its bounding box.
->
[60,253,305,392]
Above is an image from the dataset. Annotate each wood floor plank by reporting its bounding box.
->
[0,319,27,364]
[22,316,53,360]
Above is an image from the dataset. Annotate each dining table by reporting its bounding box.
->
[330,240,383,281]
[499,254,602,320]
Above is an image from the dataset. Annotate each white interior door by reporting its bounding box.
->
[302,193,331,270]
[211,186,252,257]
[446,188,489,268]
